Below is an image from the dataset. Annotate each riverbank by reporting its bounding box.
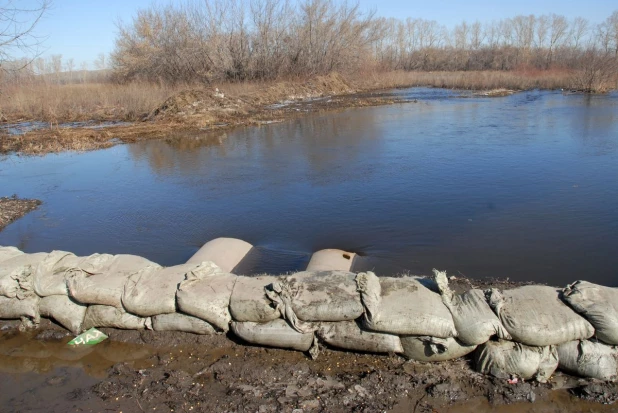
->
[1,316,617,413]
[0,196,41,231]
[1,69,589,156]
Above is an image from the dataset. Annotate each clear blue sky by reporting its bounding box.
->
[19,0,618,68]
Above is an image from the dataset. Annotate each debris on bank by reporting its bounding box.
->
[0,195,41,230]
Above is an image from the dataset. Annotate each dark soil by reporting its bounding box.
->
[1,318,617,413]
[0,195,41,231]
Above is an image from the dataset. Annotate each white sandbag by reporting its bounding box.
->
[231,319,315,351]
[401,336,476,362]
[67,254,160,307]
[0,253,47,299]
[186,237,253,273]
[487,286,594,346]
[557,340,618,381]
[176,262,236,332]
[317,321,403,354]
[122,263,204,316]
[474,340,558,383]
[284,271,364,321]
[82,305,151,330]
[0,246,23,262]
[38,295,87,335]
[33,251,111,297]
[152,313,217,335]
[356,272,457,338]
[434,270,510,345]
[306,249,356,271]
[229,276,281,322]
[563,281,618,345]
[0,295,39,326]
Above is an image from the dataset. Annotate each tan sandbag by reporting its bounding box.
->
[318,321,403,354]
[231,319,314,352]
[356,272,457,338]
[82,305,150,330]
[474,340,558,383]
[487,285,594,346]
[0,295,40,326]
[67,254,160,307]
[0,246,24,262]
[557,340,618,381]
[434,270,510,346]
[122,263,205,316]
[306,249,356,271]
[152,313,217,335]
[176,262,236,331]
[186,237,253,273]
[401,336,476,362]
[39,295,87,335]
[229,276,281,322]
[0,253,47,299]
[563,281,618,345]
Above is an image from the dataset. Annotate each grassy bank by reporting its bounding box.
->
[0,69,611,155]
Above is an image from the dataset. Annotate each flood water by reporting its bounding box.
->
[1,88,617,286]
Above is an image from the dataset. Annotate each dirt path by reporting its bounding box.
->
[1,319,617,413]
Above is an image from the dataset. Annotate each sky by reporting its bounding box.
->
[12,0,618,69]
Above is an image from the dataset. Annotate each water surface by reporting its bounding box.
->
[1,89,617,285]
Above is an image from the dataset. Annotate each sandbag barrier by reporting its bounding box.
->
[2,244,618,384]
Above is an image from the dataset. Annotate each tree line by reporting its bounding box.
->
[109,0,618,86]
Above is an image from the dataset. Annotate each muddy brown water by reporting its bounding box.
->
[1,88,617,286]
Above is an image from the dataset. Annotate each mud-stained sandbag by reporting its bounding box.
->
[33,251,111,297]
[231,319,315,352]
[487,286,594,346]
[317,321,403,354]
[356,272,456,338]
[563,281,618,345]
[474,340,558,382]
[0,253,47,299]
[82,305,150,330]
[122,263,205,317]
[434,270,510,346]
[152,313,217,335]
[282,271,364,322]
[0,246,24,262]
[67,254,160,308]
[557,340,618,381]
[401,336,476,362]
[176,263,237,332]
[229,276,281,323]
[39,295,87,335]
[0,295,40,327]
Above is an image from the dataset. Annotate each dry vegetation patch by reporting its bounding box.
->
[0,196,42,231]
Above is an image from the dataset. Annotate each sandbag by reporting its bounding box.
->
[487,286,594,346]
[82,305,151,330]
[283,271,364,321]
[557,340,618,382]
[356,272,457,338]
[122,263,205,316]
[229,276,281,322]
[67,254,159,307]
[38,295,88,335]
[152,313,217,335]
[33,251,111,297]
[0,295,40,327]
[176,262,236,332]
[0,253,47,299]
[563,281,618,345]
[317,321,403,354]
[231,319,315,352]
[474,340,558,382]
[434,270,510,346]
[186,237,253,273]
[401,336,476,362]
[0,246,24,262]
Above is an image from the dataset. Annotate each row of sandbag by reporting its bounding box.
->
[1,246,618,382]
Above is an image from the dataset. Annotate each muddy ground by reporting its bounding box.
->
[1,298,618,413]
[0,195,41,231]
